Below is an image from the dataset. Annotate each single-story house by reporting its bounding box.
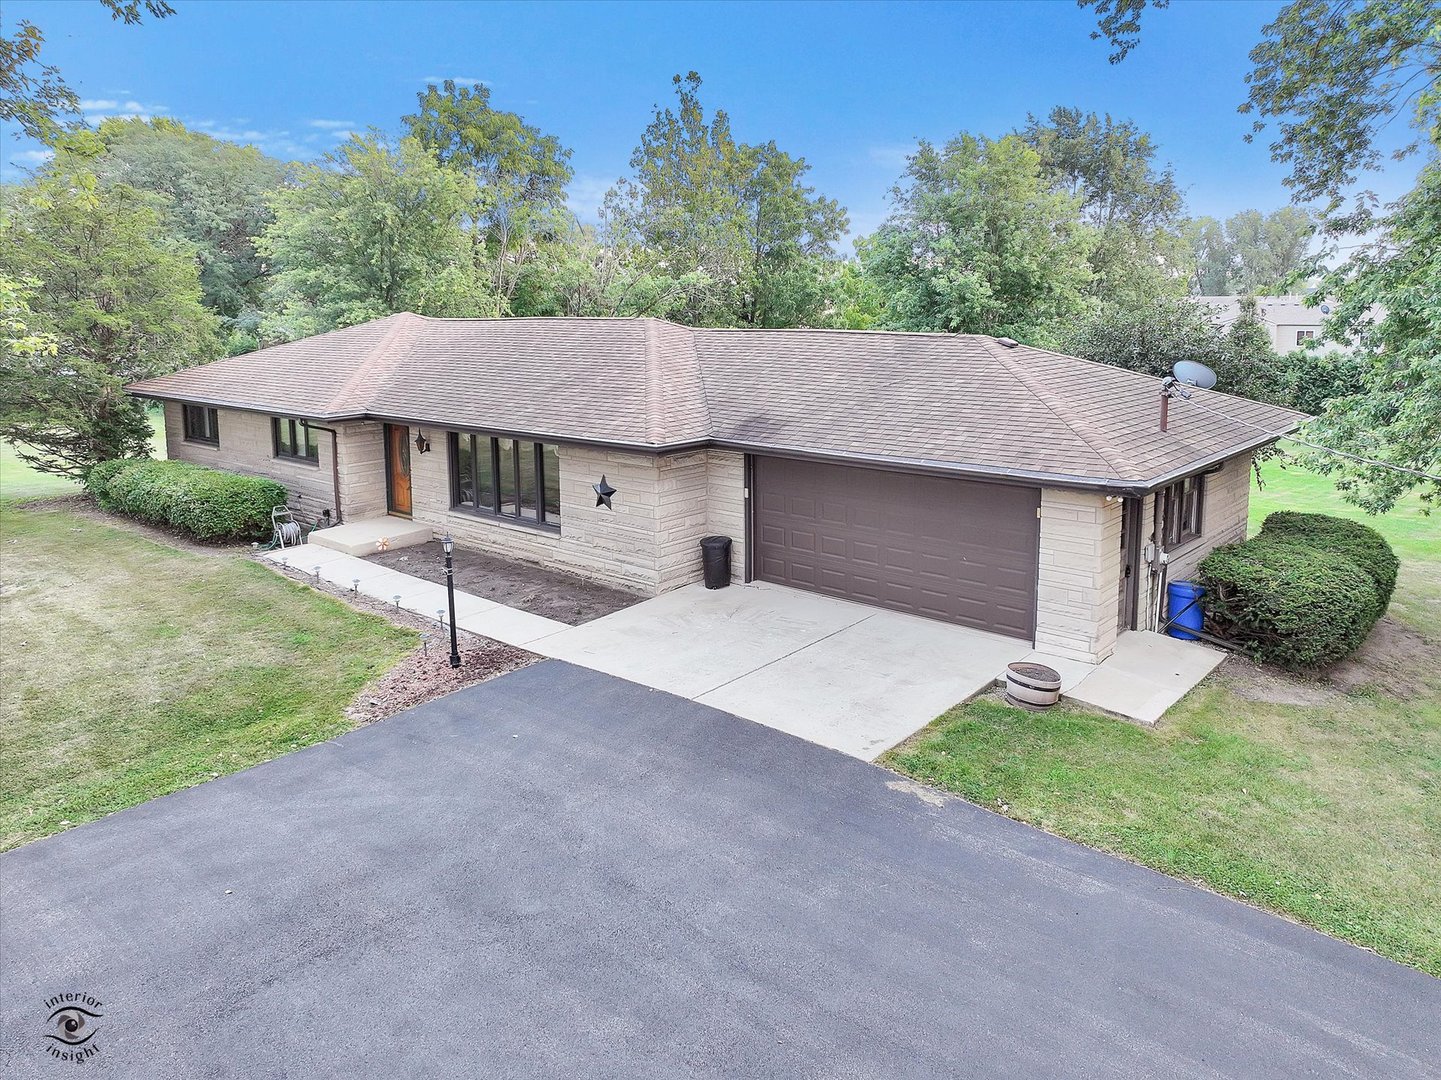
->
[127,314,1303,665]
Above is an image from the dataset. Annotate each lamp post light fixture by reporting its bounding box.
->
[441,534,461,669]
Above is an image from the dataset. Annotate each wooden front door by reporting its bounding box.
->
[385,424,412,517]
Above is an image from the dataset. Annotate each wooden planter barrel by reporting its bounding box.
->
[1004,662,1062,709]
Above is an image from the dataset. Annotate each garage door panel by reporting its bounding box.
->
[753,457,1039,640]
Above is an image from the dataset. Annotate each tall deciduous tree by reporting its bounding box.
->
[258,132,497,341]
[83,118,288,332]
[1085,0,1441,509]
[404,80,573,311]
[1304,162,1441,511]
[1,1,173,143]
[1022,106,1187,301]
[1183,207,1314,294]
[862,133,1093,339]
[0,167,218,477]
[603,72,847,327]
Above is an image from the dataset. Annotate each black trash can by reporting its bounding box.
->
[700,535,732,589]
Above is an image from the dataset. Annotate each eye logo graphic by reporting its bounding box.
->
[41,993,105,1062]
[49,1005,102,1045]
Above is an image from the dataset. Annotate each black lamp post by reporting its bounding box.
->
[441,534,460,668]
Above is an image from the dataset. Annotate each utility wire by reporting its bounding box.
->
[1179,393,1441,482]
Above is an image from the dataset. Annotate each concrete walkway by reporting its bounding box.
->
[259,544,568,647]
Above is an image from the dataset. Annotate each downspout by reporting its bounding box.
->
[307,424,344,525]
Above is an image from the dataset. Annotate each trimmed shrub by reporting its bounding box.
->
[85,458,145,511]
[1259,511,1399,610]
[1198,537,1383,669]
[85,459,287,541]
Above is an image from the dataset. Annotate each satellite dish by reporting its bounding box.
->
[1173,360,1217,390]
[1319,303,1332,314]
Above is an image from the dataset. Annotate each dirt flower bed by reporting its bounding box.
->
[367,541,641,624]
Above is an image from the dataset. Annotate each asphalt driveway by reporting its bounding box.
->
[1,662,1436,1078]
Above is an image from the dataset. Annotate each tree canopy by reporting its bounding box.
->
[0,165,217,476]
[258,133,498,341]
[862,133,1092,338]
[602,72,848,327]
[404,80,574,310]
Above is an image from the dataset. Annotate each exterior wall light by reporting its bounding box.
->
[415,432,431,454]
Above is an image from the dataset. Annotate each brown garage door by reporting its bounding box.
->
[753,457,1039,640]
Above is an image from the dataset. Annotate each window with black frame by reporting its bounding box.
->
[449,433,560,528]
[182,404,219,445]
[272,417,319,463]
[1161,474,1205,548]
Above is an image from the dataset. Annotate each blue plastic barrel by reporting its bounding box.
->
[1166,580,1205,640]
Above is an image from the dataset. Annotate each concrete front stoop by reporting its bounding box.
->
[308,517,434,557]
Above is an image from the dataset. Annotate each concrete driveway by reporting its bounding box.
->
[533,581,1030,758]
[2,662,1436,1079]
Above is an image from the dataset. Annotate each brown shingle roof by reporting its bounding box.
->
[127,313,1305,492]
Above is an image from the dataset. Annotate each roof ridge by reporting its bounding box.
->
[643,320,665,443]
[981,338,1139,479]
[323,313,417,416]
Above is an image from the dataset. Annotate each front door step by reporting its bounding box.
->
[308,517,433,557]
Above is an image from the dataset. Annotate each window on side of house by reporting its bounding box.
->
[448,433,560,529]
[1296,329,1316,346]
[272,417,319,463]
[1160,474,1205,549]
[182,404,219,445]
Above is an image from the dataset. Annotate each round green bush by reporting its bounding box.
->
[1259,511,1399,610]
[1198,536,1383,669]
[84,458,287,542]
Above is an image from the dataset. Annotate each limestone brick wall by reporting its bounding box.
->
[705,450,747,584]
[162,402,337,524]
[1035,488,1124,664]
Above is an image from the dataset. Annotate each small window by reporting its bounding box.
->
[448,432,560,529]
[1295,329,1316,346]
[1161,475,1205,548]
[182,405,219,445]
[273,417,318,463]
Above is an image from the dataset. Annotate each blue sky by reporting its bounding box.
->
[1,0,1420,247]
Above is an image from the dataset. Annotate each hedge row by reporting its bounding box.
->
[1197,512,1396,669]
[86,459,288,542]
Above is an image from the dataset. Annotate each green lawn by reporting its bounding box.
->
[0,504,417,851]
[886,466,1441,976]
[0,408,165,502]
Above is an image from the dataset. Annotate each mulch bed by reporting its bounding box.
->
[345,637,534,725]
[368,541,643,624]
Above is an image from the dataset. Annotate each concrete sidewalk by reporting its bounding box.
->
[258,545,569,647]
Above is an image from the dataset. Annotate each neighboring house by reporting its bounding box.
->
[127,314,1303,665]
[1193,295,1341,353]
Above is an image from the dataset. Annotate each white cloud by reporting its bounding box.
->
[867,144,913,169]
[83,99,168,125]
[308,119,356,129]
[12,148,54,166]
[566,173,618,223]
[421,75,489,87]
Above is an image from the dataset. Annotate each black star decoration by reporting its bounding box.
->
[593,474,617,509]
